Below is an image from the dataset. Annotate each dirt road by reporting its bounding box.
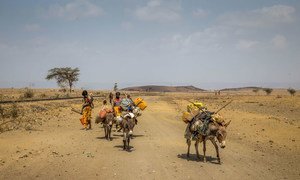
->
[0,96,299,180]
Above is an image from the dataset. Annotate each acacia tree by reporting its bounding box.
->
[287,88,296,96]
[263,88,273,95]
[46,67,80,92]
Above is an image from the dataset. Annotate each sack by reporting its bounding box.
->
[187,102,204,113]
[134,98,147,110]
[99,110,107,119]
[132,107,142,117]
[99,108,113,119]
[120,98,132,111]
[182,109,200,123]
[212,114,224,124]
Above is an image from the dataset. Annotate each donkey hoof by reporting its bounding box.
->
[203,158,207,163]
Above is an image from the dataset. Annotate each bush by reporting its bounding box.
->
[11,103,18,118]
[287,88,296,96]
[24,88,34,98]
[54,94,60,99]
[252,88,259,94]
[40,93,47,98]
[263,88,273,95]
[64,93,70,98]
[0,105,4,118]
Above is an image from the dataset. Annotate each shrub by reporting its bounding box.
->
[263,88,273,95]
[11,103,18,118]
[287,88,296,96]
[252,88,259,94]
[0,105,4,118]
[54,94,60,99]
[64,93,70,98]
[24,88,34,98]
[40,93,47,98]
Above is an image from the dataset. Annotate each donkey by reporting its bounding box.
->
[121,115,136,151]
[186,119,231,163]
[103,112,114,141]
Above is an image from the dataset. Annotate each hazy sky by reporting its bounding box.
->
[0,0,299,89]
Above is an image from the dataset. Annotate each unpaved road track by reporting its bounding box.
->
[0,96,299,180]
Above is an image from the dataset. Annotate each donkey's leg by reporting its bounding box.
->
[108,126,112,141]
[104,126,108,139]
[195,140,200,159]
[186,139,191,158]
[127,137,130,151]
[123,132,126,150]
[203,139,207,162]
[210,139,220,163]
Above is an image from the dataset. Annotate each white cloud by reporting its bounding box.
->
[121,21,133,30]
[159,26,229,54]
[46,0,104,20]
[192,8,208,18]
[24,24,41,32]
[236,40,259,50]
[219,5,295,28]
[272,35,287,49]
[135,0,181,23]
[258,5,295,22]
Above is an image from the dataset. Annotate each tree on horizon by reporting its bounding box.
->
[46,67,80,92]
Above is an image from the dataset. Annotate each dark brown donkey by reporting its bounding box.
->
[121,115,136,151]
[103,113,114,141]
[186,120,231,164]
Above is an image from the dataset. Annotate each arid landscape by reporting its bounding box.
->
[0,88,299,180]
[1,1,299,179]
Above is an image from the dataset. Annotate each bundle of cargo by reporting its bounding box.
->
[187,102,204,113]
[99,108,113,118]
[211,113,225,124]
[134,98,147,111]
[182,109,200,123]
[182,101,205,123]
[95,108,113,124]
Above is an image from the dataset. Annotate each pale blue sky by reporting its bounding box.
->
[0,0,299,89]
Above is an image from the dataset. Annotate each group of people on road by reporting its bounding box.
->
[79,90,141,130]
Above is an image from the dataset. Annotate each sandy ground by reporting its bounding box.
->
[0,91,300,180]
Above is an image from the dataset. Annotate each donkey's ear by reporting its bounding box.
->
[224,120,231,128]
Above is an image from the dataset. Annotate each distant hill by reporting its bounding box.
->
[220,86,263,91]
[121,85,205,92]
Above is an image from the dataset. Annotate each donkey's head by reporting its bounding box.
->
[124,115,136,135]
[216,120,231,148]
